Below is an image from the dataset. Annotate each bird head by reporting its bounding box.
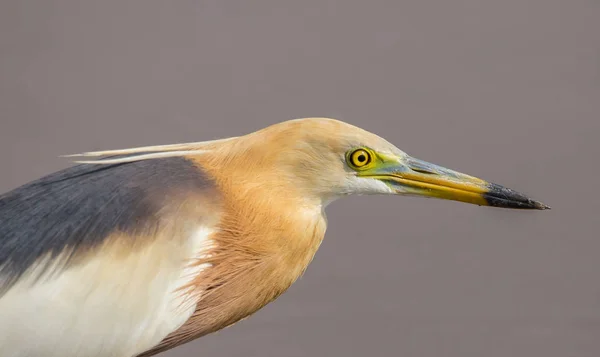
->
[245,118,548,210]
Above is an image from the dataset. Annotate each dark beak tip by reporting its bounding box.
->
[485,183,549,210]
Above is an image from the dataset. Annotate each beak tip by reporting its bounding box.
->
[484,183,549,210]
[535,202,551,210]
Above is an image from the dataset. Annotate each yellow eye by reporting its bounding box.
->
[349,149,372,168]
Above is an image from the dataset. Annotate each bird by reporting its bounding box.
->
[0,117,548,357]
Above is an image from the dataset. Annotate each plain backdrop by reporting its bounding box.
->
[1,1,598,357]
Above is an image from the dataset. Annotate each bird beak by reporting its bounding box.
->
[362,154,549,210]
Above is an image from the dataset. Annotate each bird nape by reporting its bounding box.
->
[0,118,548,357]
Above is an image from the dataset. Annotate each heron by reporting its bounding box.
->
[0,118,548,357]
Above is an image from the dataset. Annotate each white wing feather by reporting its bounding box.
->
[0,226,216,357]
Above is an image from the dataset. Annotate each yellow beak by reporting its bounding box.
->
[361,154,549,210]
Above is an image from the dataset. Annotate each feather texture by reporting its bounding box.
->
[0,156,224,356]
[0,118,401,356]
[0,225,219,357]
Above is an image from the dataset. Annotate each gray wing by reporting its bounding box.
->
[0,155,224,357]
[0,156,218,294]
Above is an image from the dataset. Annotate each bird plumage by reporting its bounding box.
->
[0,156,218,293]
[0,118,344,356]
[0,118,547,356]
[0,156,223,356]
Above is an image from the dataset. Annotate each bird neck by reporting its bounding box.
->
[173,147,329,340]
[191,148,329,292]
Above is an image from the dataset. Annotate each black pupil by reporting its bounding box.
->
[357,154,366,163]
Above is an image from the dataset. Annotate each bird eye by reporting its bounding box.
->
[348,149,372,168]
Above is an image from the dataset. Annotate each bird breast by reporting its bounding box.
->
[149,200,328,354]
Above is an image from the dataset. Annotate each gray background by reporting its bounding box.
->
[1,1,598,356]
